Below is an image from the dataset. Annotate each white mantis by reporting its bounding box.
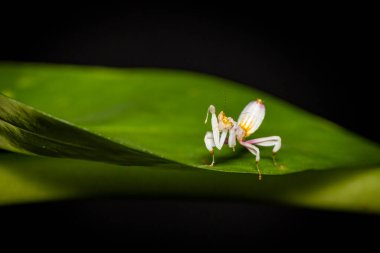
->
[204,99,281,180]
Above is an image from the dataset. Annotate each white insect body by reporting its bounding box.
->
[204,99,281,179]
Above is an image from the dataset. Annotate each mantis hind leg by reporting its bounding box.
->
[239,141,262,180]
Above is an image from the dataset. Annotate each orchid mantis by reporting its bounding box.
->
[204,99,281,180]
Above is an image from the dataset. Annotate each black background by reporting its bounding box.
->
[0,4,379,246]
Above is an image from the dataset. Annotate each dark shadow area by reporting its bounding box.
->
[1,198,379,247]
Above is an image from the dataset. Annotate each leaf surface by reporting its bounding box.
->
[1,63,379,175]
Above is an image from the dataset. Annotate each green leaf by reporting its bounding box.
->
[0,63,379,176]
[1,153,380,213]
[1,63,380,212]
[0,93,175,167]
